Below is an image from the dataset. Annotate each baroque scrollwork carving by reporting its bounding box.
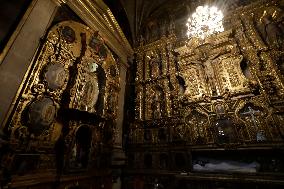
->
[130,0,284,148]
[184,107,209,144]
[7,20,120,170]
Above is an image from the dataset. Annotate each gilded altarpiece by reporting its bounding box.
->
[131,0,284,145]
[135,36,177,121]
[6,21,120,173]
[128,1,284,179]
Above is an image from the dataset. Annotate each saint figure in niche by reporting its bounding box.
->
[149,53,162,79]
[151,87,165,119]
[83,81,95,104]
[204,58,220,96]
[79,62,99,111]
[257,12,284,49]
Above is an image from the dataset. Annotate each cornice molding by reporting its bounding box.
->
[64,0,133,67]
[51,0,67,6]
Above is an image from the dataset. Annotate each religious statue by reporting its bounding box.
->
[82,81,96,105]
[151,89,163,119]
[149,53,162,79]
[77,61,100,112]
[257,12,284,49]
[186,56,219,97]
[204,63,218,96]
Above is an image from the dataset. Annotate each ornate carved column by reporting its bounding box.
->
[112,59,129,167]
[135,52,144,120]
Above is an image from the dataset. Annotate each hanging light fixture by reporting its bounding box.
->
[186,5,224,40]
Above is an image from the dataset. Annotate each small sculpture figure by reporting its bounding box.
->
[258,12,284,49]
[151,96,161,119]
[149,53,162,79]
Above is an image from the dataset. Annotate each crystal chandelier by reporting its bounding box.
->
[186,5,224,40]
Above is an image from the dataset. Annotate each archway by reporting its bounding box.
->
[71,125,92,168]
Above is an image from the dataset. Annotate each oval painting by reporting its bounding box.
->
[61,26,76,43]
[28,97,57,135]
[81,77,99,108]
[45,63,68,90]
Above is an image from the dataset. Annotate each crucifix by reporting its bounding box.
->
[241,106,266,141]
[202,52,221,96]
[241,106,260,128]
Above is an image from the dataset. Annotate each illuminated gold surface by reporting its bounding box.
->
[130,0,284,145]
[8,21,120,147]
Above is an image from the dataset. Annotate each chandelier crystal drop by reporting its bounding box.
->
[186,5,224,40]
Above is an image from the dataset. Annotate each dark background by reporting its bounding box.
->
[0,0,32,52]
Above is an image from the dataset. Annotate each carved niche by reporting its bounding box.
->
[184,107,209,144]
[255,6,284,50]
[67,124,93,169]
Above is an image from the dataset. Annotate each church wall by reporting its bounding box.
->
[0,0,58,127]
